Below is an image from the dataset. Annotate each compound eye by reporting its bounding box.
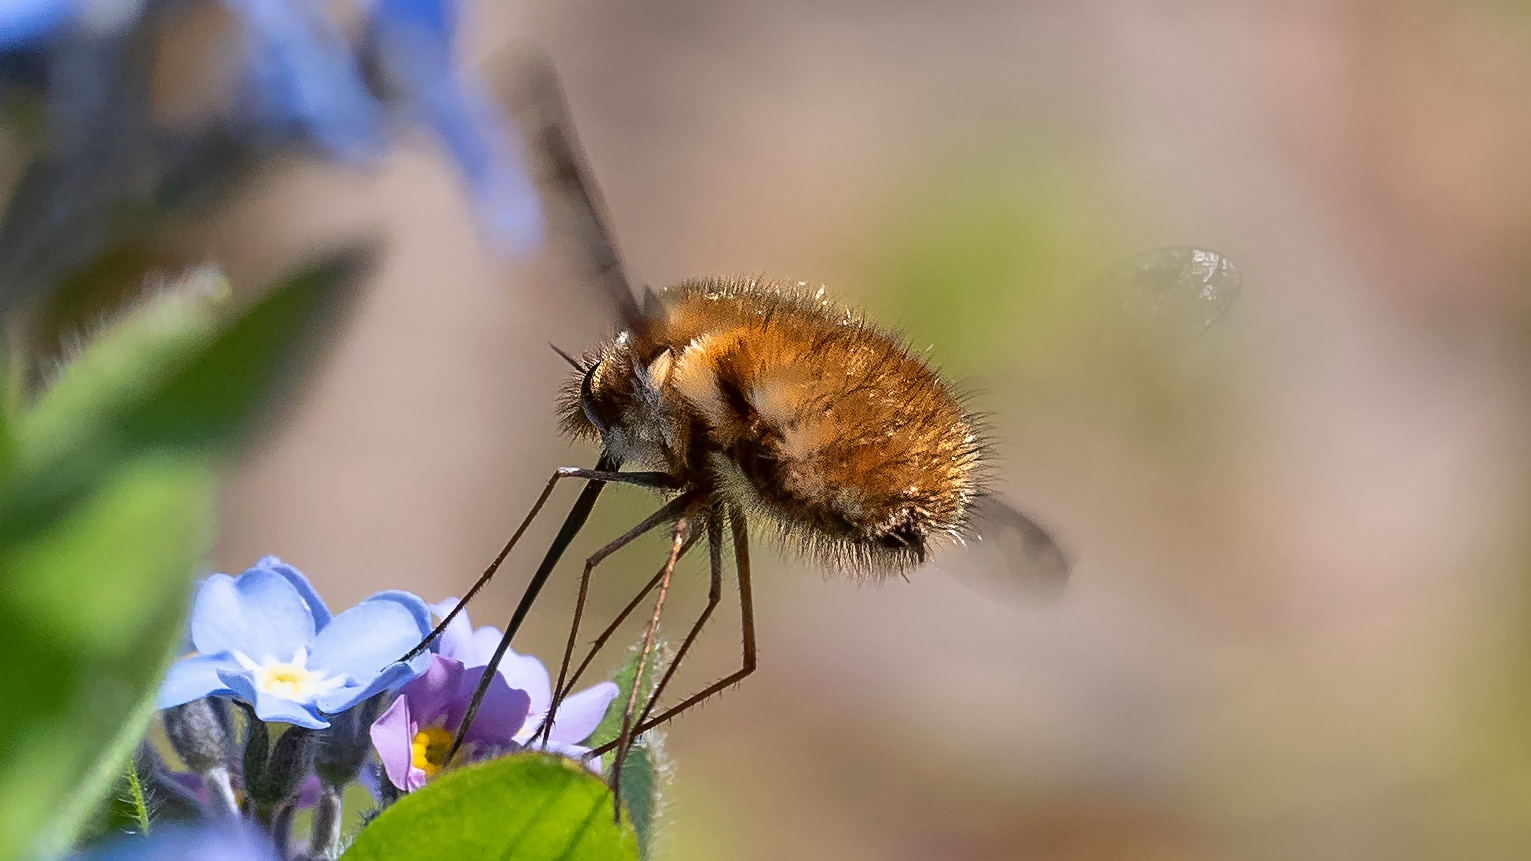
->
[579,362,609,435]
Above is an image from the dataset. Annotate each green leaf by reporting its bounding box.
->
[585,644,660,754]
[71,721,158,849]
[121,755,151,837]
[0,248,369,543]
[341,754,639,861]
[583,643,668,859]
[56,691,163,852]
[0,456,213,861]
[0,248,371,861]
[19,268,228,463]
[614,736,666,861]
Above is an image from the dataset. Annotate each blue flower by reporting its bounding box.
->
[223,0,386,160]
[366,0,543,253]
[158,557,432,729]
[71,822,279,861]
[0,0,73,51]
[0,0,542,312]
[370,652,531,792]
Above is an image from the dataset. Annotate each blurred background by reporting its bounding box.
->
[202,1,1531,858]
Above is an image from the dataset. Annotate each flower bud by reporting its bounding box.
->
[163,697,233,773]
[251,727,315,809]
[306,782,343,860]
[314,693,385,788]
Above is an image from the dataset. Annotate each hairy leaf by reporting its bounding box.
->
[341,754,638,861]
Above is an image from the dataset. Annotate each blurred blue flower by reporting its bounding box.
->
[158,556,432,729]
[0,0,542,313]
[224,0,386,159]
[71,822,280,861]
[366,0,543,252]
[0,0,73,51]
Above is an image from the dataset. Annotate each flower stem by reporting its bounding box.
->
[307,782,343,859]
[123,757,150,836]
[271,801,295,858]
[202,766,240,818]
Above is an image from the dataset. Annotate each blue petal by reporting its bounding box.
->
[308,590,431,688]
[190,570,315,663]
[456,666,530,748]
[222,0,385,159]
[491,640,552,716]
[219,669,330,729]
[0,0,74,51]
[70,822,282,861]
[371,0,457,43]
[434,86,543,255]
[251,556,332,629]
[366,4,541,254]
[545,681,618,745]
[315,660,418,716]
[156,653,241,709]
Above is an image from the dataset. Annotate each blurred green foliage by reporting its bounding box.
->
[857,149,1125,379]
[0,253,363,861]
[858,148,1245,460]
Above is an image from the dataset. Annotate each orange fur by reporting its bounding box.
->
[559,276,987,577]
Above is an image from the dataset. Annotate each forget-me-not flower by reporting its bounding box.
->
[431,598,618,762]
[158,556,432,729]
[223,0,388,160]
[369,652,531,791]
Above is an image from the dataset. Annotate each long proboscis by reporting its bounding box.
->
[443,451,621,766]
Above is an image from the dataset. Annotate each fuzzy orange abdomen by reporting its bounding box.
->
[659,277,986,574]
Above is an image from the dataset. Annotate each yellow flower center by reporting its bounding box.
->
[232,646,348,703]
[256,664,309,699]
[412,727,455,778]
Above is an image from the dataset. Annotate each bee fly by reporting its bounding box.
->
[406,56,1239,803]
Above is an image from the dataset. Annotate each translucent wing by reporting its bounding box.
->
[945,248,1236,603]
[941,494,1072,604]
[1097,246,1241,355]
[499,51,647,331]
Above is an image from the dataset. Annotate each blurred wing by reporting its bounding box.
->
[498,51,646,331]
[1097,246,1241,355]
[942,494,1072,604]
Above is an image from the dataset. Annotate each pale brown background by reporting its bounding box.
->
[212,2,1531,858]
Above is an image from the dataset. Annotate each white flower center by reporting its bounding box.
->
[233,646,349,703]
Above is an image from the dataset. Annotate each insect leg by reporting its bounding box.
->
[588,503,757,753]
[403,460,676,662]
[609,515,688,818]
[444,480,695,767]
[535,489,705,748]
[620,505,725,740]
[442,449,675,767]
[531,531,702,746]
